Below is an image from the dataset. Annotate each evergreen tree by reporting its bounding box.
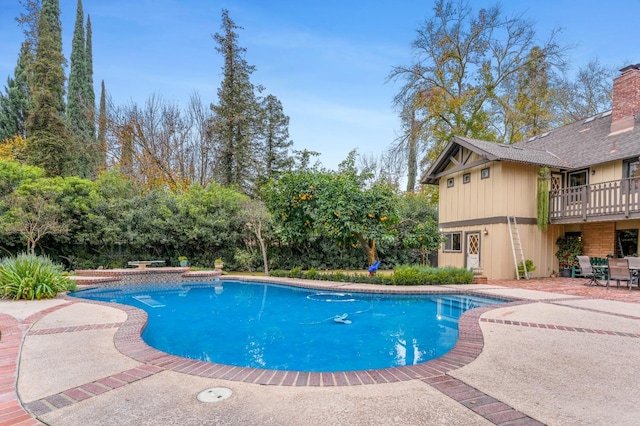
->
[256,94,293,184]
[0,41,32,141]
[210,9,259,193]
[67,0,97,178]
[97,80,107,169]
[67,0,86,137]
[85,14,95,136]
[26,0,71,176]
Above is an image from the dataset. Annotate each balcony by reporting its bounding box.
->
[550,178,640,223]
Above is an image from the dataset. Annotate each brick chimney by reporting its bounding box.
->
[611,64,640,134]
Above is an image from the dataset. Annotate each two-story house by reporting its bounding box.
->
[421,64,640,279]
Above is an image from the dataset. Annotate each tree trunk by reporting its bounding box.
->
[256,225,269,276]
[406,111,418,193]
[356,233,378,266]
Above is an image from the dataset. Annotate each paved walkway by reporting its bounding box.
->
[2,277,640,425]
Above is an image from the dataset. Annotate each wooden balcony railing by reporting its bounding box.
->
[549,178,640,223]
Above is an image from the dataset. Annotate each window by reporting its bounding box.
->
[623,158,639,192]
[551,173,562,194]
[481,168,490,179]
[447,178,454,188]
[463,173,471,184]
[616,229,638,257]
[567,170,588,203]
[568,170,587,187]
[443,232,462,252]
[624,158,639,179]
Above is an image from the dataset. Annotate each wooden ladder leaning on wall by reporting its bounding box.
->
[508,216,528,280]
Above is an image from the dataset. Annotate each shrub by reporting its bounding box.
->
[391,265,473,285]
[0,254,76,300]
[269,265,473,286]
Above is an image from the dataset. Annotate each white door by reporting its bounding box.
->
[466,232,480,270]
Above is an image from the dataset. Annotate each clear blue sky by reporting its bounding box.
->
[1,0,639,169]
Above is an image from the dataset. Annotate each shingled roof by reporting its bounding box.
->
[421,110,640,184]
[515,110,640,168]
[420,136,567,184]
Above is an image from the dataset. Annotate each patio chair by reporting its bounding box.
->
[590,257,608,280]
[607,257,633,291]
[624,256,640,286]
[577,255,600,286]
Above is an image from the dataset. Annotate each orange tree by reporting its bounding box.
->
[263,166,399,267]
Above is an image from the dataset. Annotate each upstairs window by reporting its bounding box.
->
[624,158,640,192]
[568,170,587,187]
[624,158,639,179]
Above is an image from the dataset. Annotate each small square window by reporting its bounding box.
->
[443,232,462,252]
[481,168,490,179]
[447,178,454,188]
[463,173,471,184]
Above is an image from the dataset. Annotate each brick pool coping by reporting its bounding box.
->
[17,280,547,425]
[65,279,528,387]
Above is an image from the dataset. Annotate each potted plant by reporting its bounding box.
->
[555,236,583,277]
[214,258,224,270]
[517,259,536,278]
[178,256,188,267]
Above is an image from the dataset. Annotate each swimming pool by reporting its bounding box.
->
[71,281,504,372]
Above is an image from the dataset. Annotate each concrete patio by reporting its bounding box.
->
[2,277,640,425]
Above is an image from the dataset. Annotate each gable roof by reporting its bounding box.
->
[421,110,640,185]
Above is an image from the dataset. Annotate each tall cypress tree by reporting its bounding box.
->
[85,14,95,136]
[67,0,88,177]
[67,0,86,137]
[0,41,32,141]
[97,80,107,169]
[26,0,71,176]
[210,9,258,193]
[68,0,98,178]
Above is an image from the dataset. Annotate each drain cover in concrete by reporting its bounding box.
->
[197,387,233,403]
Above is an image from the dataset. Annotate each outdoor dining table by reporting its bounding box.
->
[591,263,640,289]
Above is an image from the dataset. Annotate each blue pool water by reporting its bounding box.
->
[70,281,503,372]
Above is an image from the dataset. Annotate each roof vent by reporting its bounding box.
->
[540,131,551,138]
[583,116,596,124]
[527,136,537,142]
[601,110,612,118]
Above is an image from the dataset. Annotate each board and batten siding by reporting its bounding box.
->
[438,160,566,279]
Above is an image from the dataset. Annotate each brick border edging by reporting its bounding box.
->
[19,286,543,425]
[74,292,543,425]
[0,301,77,426]
[0,313,41,426]
[62,286,528,387]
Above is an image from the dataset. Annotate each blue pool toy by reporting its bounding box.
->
[368,260,381,276]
